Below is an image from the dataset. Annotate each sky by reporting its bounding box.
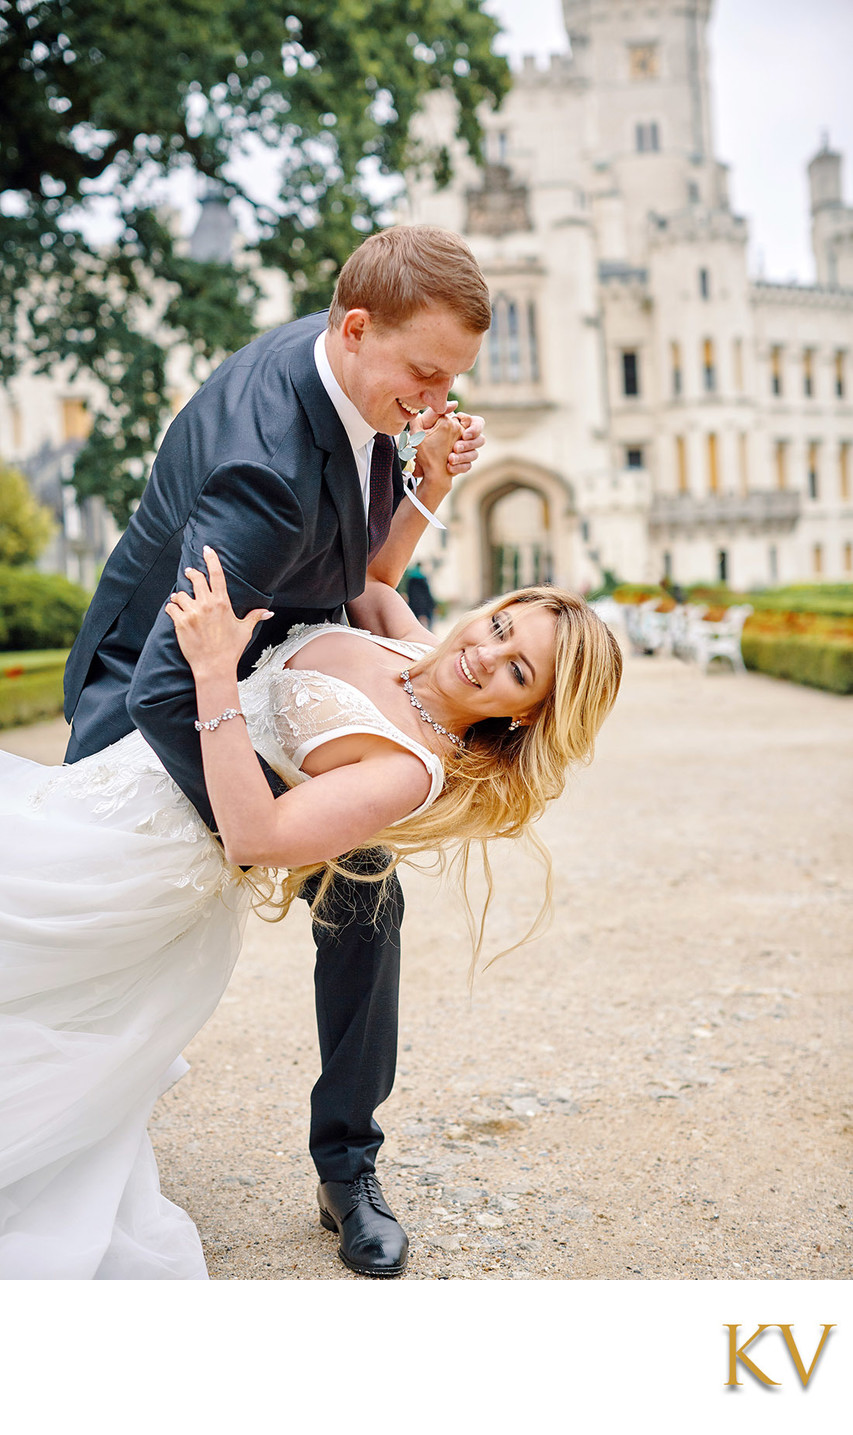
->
[485,0,853,283]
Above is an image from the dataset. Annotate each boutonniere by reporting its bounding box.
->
[396,425,427,474]
[396,424,445,529]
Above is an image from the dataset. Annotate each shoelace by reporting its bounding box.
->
[350,1172,386,1212]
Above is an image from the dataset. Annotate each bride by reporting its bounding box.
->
[0,550,622,1279]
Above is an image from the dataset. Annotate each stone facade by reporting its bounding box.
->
[401,0,853,602]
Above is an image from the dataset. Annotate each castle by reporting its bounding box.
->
[402,0,853,604]
[1,0,852,604]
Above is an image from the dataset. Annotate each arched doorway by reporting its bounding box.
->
[444,459,577,607]
[482,482,553,595]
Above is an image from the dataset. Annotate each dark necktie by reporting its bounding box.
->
[367,433,395,562]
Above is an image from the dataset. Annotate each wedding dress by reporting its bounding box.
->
[0,624,441,1280]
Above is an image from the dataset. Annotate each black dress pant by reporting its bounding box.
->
[301,854,403,1182]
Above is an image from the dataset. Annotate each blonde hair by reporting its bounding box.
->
[328,225,492,334]
[251,588,622,976]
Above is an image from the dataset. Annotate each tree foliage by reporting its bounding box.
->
[0,460,55,564]
[0,0,508,525]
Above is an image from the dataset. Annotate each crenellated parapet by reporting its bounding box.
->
[750,279,853,309]
[515,52,582,89]
[647,209,748,248]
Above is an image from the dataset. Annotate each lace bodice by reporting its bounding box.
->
[32,624,445,860]
[239,623,445,820]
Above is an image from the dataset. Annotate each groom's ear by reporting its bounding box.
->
[340,309,372,352]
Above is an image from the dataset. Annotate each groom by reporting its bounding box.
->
[63,224,491,1277]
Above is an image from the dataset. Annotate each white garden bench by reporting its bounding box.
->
[685,604,753,673]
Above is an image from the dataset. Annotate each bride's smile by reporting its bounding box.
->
[414,602,558,733]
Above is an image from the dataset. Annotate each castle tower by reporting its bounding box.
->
[562,0,730,265]
[808,139,853,287]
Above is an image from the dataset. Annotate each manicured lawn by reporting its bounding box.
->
[0,648,69,729]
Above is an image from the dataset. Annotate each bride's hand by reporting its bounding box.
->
[411,411,464,492]
[165,547,273,677]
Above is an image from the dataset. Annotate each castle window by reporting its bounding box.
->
[769,545,778,583]
[628,44,658,80]
[622,350,640,396]
[527,302,540,383]
[775,439,788,490]
[625,446,644,469]
[808,442,819,499]
[487,294,538,385]
[675,435,688,493]
[803,348,814,398]
[771,345,783,397]
[738,432,749,495]
[688,181,700,204]
[707,432,719,493]
[812,543,823,576]
[699,268,710,300]
[840,442,850,500]
[718,549,728,583]
[635,122,660,153]
[484,130,508,163]
[671,341,682,397]
[702,338,716,393]
[733,338,744,392]
[506,300,520,381]
[61,398,91,443]
[844,541,852,573]
[836,350,846,398]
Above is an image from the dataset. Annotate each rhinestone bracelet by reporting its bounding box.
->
[194,707,246,733]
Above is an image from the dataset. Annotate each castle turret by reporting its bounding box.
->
[808,139,853,287]
[559,0,721,265]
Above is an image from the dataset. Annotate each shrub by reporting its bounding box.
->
[742,633,853,696]
[0,565,90,650]
[0,462,55,566]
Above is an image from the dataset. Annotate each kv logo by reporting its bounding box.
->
[725,1324,835,1387]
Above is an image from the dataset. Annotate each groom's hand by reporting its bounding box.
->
[413,405,485,480]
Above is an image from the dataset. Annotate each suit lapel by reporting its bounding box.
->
[289,322,368,595]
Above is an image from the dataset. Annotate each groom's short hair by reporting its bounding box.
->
[329,225,492,334]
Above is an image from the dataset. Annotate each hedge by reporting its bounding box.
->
[742,633,853,696]
[0,565,90,651]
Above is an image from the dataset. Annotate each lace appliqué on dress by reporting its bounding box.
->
[26,732,228,895]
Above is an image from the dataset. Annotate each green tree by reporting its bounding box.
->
[0,0,509,525]
[0,461,56,565]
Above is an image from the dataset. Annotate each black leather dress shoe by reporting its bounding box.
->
[318,1173,408,1277]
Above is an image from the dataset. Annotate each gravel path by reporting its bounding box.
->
[3,652,851,1281]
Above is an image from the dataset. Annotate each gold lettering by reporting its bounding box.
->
[724,1325,780,1387]
[777,1325,835,1386]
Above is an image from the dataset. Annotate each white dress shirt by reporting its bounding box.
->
[312,329,444,534]
[313,330,375,516]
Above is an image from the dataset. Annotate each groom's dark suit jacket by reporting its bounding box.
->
[64,310,404,829]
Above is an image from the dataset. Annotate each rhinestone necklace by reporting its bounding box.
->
[399,669,467,749]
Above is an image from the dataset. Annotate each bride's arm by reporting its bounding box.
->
[166,548,431,866]
[345,579,437,646]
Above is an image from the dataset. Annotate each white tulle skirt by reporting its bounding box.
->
[0,740,251,1279]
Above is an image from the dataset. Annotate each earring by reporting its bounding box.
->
[508,718,521,732]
